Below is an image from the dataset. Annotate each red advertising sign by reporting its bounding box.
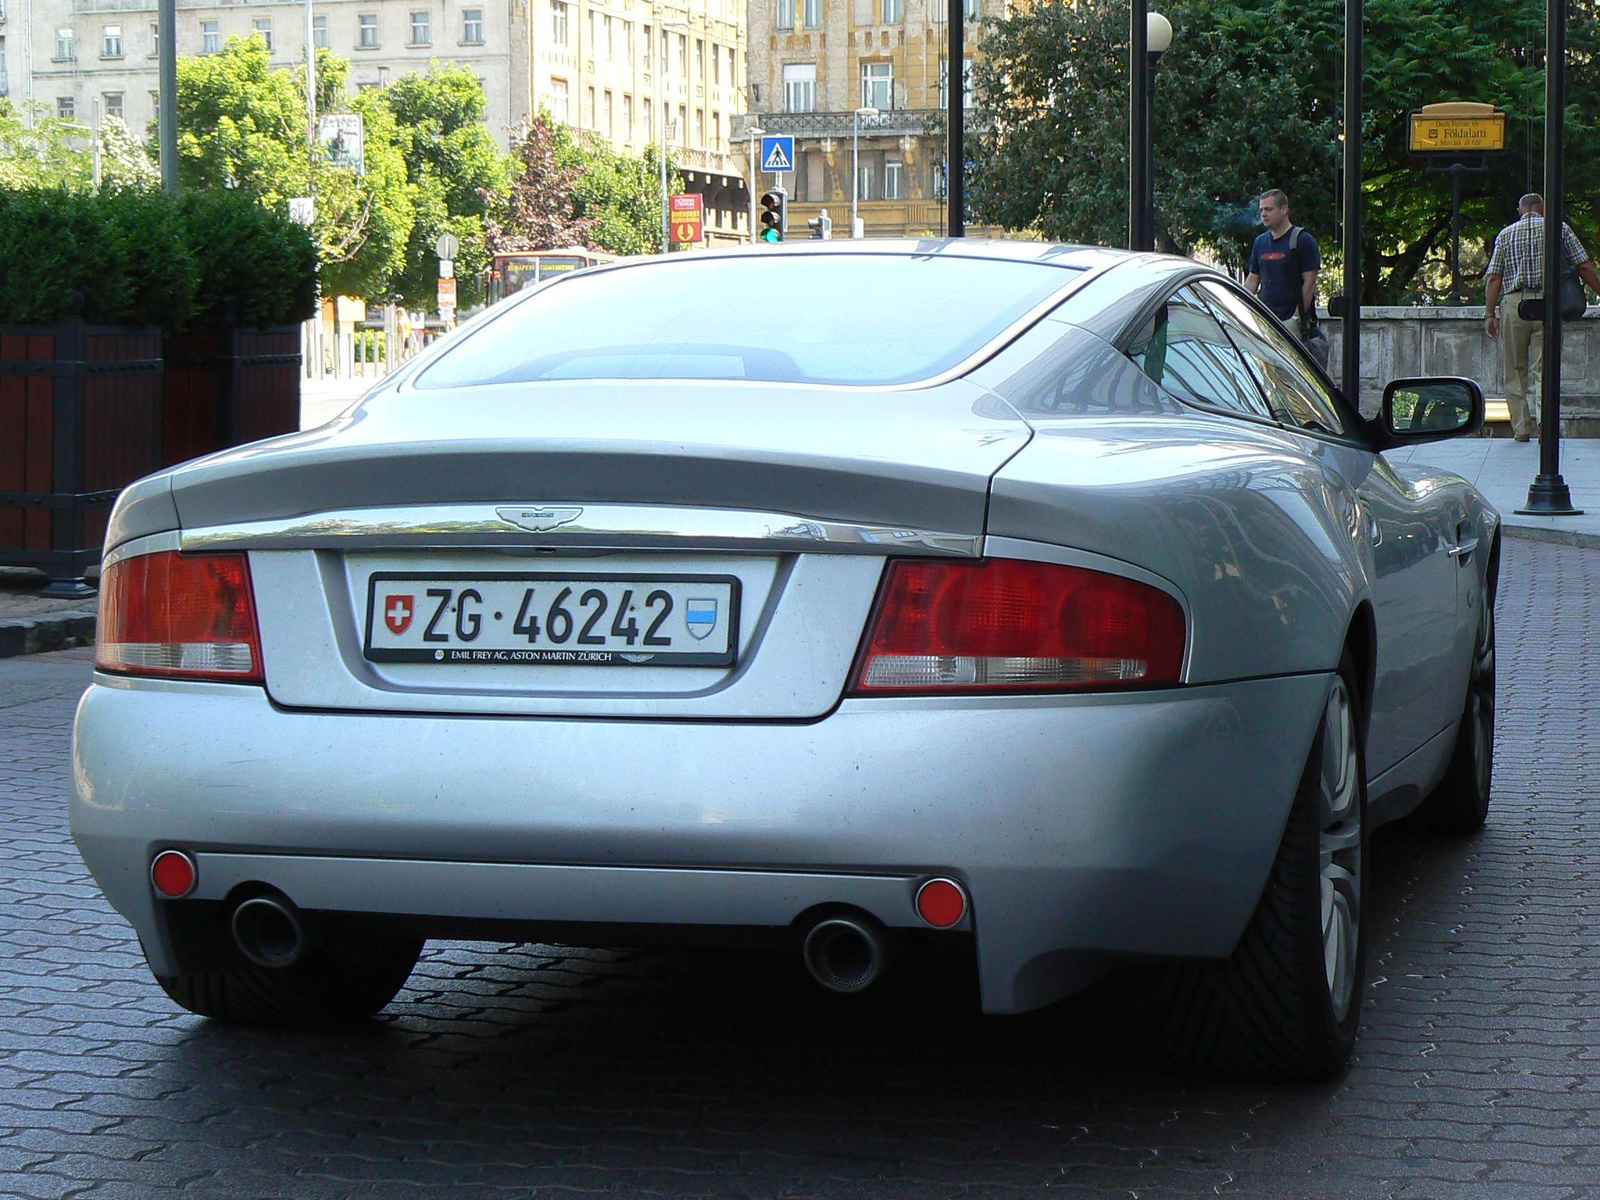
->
[669,193,704,246]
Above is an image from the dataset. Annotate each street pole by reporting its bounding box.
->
[158,0,177,192]
[1340,0,1361,409]
[852,110,860,237]
[746,125,764,244]
[947,0,964,236]
[90,98,102,191]
[1448,164,1464,305]
[1128,0,1147,250]
[306,0,317,167]
[1519,0,1581,515]
[657,21,687,253]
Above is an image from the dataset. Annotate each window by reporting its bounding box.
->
[783,64,815,113]
[150,91,160,124]
[712,110,721,149]
[359,13,379,46]
[313,15,329,48]
[148,24,158,57]
[803,0,820,27]
[621,21,631,60]
[410,11,431,45]
[57,96,75,119]
[713,43,721,84]
[695,38,703,79]
[253,18,273,52]
[551,77,569,122]
[1127,287,1272,419]
[586,86,595,126]
[622,94,633,140]
[201,20,219,53]
[551,1,568,46]
[938,59,973,109]
[416,257,1084,390]
[603,89,613,137]
[694,107,703,146]
[102,24,122,58]
[56,28,76,61]
[642,24,651,61]
[963,0,978,17]
[0,38,7,94]
[589,11,599,55]
[676,34,686,75]
[728,47,737,86]
[885,160,903,200]
[776,0,794,29]
[1197,282,1348,435]
[677,103,686,142]
[861,61,892,110]
[462,8,484,42]
[604,15,614,60]
[857,164,873,203]
[882,0,901,21]
[103,91,124,120]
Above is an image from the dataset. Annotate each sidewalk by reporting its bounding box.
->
[4,415,1597,654]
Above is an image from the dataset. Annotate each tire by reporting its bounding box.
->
[155,929,423,1026]
[1416,593,1495,833]
[1154,656,1367,1081]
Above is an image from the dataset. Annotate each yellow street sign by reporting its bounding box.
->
[1409,104,1507,153]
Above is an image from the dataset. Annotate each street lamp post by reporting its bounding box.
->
[1130,11,1172,251]
[658,19,690,253]
[746,124,765,244]
[852,106,879,239]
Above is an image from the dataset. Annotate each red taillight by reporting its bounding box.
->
[850,558,1185,694]
[915,878,968,928]
[97,551,264,683]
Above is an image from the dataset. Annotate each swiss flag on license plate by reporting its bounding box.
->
[384,595,415,635]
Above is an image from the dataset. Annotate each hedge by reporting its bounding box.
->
[0,187,317,331]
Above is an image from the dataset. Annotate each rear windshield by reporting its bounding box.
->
[415,254,1081,389]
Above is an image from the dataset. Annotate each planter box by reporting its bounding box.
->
[162,325,302,468]
[0,321,163,597]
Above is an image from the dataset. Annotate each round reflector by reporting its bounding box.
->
[150,850,197,899]
[916,877,967,928]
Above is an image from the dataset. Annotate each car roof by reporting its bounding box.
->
[597,238,1129,272]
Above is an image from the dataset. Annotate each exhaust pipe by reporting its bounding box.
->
[802,916,885,994]
[230,893,308,969]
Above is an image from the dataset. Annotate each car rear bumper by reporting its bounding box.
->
[71,671,1330,1013]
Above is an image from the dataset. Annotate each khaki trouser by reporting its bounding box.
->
[1500,289,1541,438]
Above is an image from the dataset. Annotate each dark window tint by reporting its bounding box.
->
[417,255,1081,389]
[1197,282,1348,437]
[1127,286,1271,418]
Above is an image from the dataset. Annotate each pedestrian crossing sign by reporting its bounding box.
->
[761,135,795,173]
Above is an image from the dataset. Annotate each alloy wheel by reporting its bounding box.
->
[1317,676,1362,1024]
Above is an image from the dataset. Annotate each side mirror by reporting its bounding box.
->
[1375,377,1484,448]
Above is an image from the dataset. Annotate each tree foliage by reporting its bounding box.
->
[378,65,508,310]
[0,102,102,190]
[971,0,1600,302]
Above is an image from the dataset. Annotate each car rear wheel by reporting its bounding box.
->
[1154,657,1367,1080]
[154,930,423,1026]
[1417,596,1495,833]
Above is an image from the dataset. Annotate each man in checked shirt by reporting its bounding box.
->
[1484,193,1600,440]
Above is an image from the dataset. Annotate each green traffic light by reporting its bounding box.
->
[760,228,782,243]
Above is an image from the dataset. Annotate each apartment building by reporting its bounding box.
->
[742,0,985,237]
[13,0,748,241]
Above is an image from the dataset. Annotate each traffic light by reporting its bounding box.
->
[759,191,786,243]
[807,209,833,240]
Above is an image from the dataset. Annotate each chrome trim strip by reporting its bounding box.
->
[102,529,182,570]
[180,504,983,557]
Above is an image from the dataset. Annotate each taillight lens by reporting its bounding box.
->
[97,551,264,683]
[850,558,1185,694]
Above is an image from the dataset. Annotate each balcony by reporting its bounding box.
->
[736,110,940,141]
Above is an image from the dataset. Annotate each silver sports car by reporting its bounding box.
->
[72,241,1497,1080]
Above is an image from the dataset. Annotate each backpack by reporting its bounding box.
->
[1287,227,1331,369]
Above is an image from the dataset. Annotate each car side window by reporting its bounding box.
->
[1126,286,1273,419]
[1196,282,1349,437]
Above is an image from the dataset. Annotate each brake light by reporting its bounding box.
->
[851,558,1184,694]
[96,551,264,683]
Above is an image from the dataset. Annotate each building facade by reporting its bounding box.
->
[10,0,749,242]
[741,0,986,238]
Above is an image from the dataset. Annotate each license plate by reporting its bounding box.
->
[364,573,740,666]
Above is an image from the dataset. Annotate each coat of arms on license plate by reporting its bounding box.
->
[685,597,718,640]
[384,594,415,635]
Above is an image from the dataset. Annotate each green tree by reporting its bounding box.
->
[0,101,97,190]
[557,128,682,255]
[376,65,509,312]
[174,35,415,298]
[970,0,1600,302]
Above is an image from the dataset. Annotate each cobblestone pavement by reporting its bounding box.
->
[3,538,1599,1199]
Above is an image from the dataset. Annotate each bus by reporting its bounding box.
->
[486,248,618,304]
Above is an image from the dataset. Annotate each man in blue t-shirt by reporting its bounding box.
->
[1245,189,1321,326]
